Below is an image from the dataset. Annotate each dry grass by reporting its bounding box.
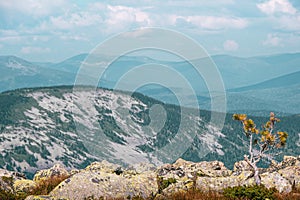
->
[108,188,300,200]
[29,174,70,195]
[165,190,225,200]
[274,187,300,200]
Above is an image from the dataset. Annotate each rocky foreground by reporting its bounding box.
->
[0,156,299,200]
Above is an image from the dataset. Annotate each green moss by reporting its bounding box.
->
[223,184,277,200]
[157,176,177,194]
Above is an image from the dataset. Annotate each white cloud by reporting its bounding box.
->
[0,36,23,44]
[157,0,236,9]
[263,34,281,46]
[223,40,239,51]
[121,28,154,38]
[60,35,88,41]
[105,5,152,31]
[0,0,67,17]
[48,12,103,30]
[21,46,51,54]
[171,15,247,30]
[278,15,300,30]
[257,0,297,15]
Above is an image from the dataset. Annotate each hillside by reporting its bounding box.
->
[1,52,300,92]
[0,56,77,92]
[0,86,299,178]
[230,70,300,92]
[1,53,300,116]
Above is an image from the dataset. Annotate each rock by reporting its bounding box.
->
[261,171,292,193]
[128,162,156,174]
[33,164,69,183]
[0,169,26,194]
[84,160,121,174]
[278,166,300,190]
[0,169,25,179]
[158,158,232,179]
[194,160,232,177]
[161,178,194,195]
[270,156,300,172]
[0,175,15,194]
[14,179,37,196]
[25,195,56,200]
[233,160,252,173]
[50,166,158,199]
[69,169,80,176]
[282,156,300,166]
[173,158,193,168]
[154,193,167,200]
[196,171,254,192]
[1,156,299,199]
[196,160,227,171]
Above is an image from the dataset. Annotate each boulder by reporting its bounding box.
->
[25,195,56,200]
[233,160,252,173]
[49,165,158,199]
[84,160,122,174]
[13,179,37,196]
[128,162,156,174]
[161,178,194,196]
[278,166,300,190]
[196,171,254,192]
[269,156,300,172]
[157,158,232,179]
[282,156,300,166]
[261,171,292,193]
[33,164,69,183]
[0,169,25,194]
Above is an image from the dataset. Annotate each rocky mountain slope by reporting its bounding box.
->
[1,156,299,200]
[0,86,300,178]
[0,86,225,177]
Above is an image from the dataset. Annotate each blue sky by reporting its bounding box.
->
[1,0,300,62]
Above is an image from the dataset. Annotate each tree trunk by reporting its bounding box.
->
[253,165,261,185]
[244,155,261,185]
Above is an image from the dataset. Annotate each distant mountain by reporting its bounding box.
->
[48,53,88,73]
[229,70,300,92]
[0,86,299,177]
[224,70,300,115]
[2,52,300,92]
[0,56,77,92]
[0,53,299,115]
[211,53,300,89]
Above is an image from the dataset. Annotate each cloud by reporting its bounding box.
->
[60,35,89,41]
[263,34,281,46]
[0,36,23,44]
[171,15,248,30]
[0,0,67,17]
[257,0,297,15]
[47,12,103,30]
[105,5,152,32]
[223,40,239,51]
[278,15,300,30]
[21,46,51,54]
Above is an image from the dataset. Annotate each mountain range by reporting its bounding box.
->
[0,86,299,178]
[0,53,300,115]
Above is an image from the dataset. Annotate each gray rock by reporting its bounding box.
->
[50,166,158,199]
[33,163,69,183]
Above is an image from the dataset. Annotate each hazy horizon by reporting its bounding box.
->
[1,0,300,62]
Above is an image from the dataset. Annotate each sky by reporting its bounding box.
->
[1,0,300,62]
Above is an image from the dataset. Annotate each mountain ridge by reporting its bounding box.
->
[0,86,299,178]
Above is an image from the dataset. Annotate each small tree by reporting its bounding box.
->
[233,112,288,185]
